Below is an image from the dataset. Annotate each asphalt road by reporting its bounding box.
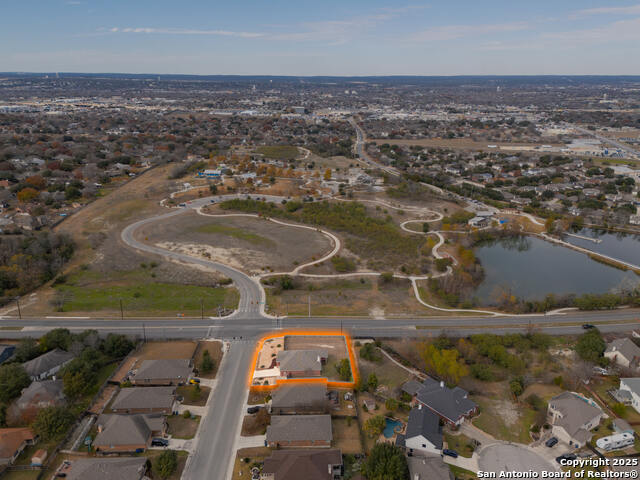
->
[181,340,254,480]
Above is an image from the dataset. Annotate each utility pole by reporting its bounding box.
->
[142,323,147,343]
[119,299,124,320]
[308,295,311,318]
[16,297,22,320]
[201,298,204,320]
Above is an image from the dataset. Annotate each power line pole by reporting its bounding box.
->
[308,295,311,318]
[142,323,147,343]
[201,298,204,320]
[119,299,124,320]
[16,297,22,320]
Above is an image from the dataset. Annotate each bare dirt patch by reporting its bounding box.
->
[332,417,363,454]
[139,341,197,360]
[241,410,271,436]
[176,385,211,407]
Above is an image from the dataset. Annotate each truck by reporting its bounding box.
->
[596,432,634,451]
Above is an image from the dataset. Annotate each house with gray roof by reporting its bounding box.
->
[94,414,165,453]
[62,457,147,480]
[402,378,478,426]
[110,387,176,414]
[8,380,65,424]
[261,449,342,480]
[619,378,640,414]
[270,384,328,415]
[605,338,640,370]
[548,392,604,447]
[131,359,192,386]
[407,456,453,480]
[276,350,328,378]
[22,349,74,381]
[396,405,443,455]
[266,415,332,448]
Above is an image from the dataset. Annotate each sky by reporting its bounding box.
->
[2,0,640,76]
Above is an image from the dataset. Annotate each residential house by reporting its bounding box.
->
[0,428,36,467]
[407,456,453,480]
[131,359,192,386]
[22,349,74,381]
[0,345,15,364]
[618,378,640,414]
[266,415,332,448]
[61,457,147,480]
[94,414,165,453]
[270,384,328,415]
[8,379,66,424]
[547,392,604,447]
[276,350,328,378]
[396,405,443,455]
[261,449,342,480]
[401,378,478,426]
[604,338,640,369]
[110,387,176,414]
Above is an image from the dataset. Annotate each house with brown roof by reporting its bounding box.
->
[270,384,328,415]
[261,449,342,480]
[94,414,165,453]
[266,415,332,448]
[8,379,66,424]
[0,428,36,467]
[131,359,192,386]
[110,387,176,414]
[548,392,604,447]
[276,350,328,378]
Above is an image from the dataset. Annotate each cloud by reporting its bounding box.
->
[107,27,264,38]
[409,22,529,42]
[543,16,640,43]
[571,4,640,18]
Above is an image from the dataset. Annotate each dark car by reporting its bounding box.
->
[151,438,169,447]
[442,449,459,458]
[247,406,261,414]
[556,453,577,464]
[582,324,596,330]
[545,437,559,448]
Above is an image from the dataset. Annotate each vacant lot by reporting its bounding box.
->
[168,414,200,439]
[193,341,223,379]
[139,341,197,360]
[372,138,563,152]
[356,345,412,393]
[177,385,211,407]
[285,335,348,356]
[267,277,430,317]
[232,447,271,479]
[241,410,271,436]
[332,417,363,454]
[256,145,301,161]
[139,210,331,275]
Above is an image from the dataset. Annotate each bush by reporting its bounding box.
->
[155,450,178,479]
[331,256,356,273]
[611,403,626,417]
[359,342,382,363]
[361,442,409,480]
[183,410,191,419]
[470,363,494,381]
[200,349,214,374]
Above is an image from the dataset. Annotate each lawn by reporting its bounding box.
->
[332,417,363,454]
[356,344,412,393]
[167,415,200,439]
[176,385,211,407]
[144,449,188,480]
[194,223,274,246]
[256,145,301,161]
[56,281,239,315]
[443,432,476,458]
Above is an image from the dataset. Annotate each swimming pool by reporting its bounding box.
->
[383,418,402,438]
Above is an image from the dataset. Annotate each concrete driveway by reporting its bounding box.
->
[478,443,558,474]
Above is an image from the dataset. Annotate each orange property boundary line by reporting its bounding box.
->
[248,330,360,391]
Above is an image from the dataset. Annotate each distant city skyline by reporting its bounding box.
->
[3,0,640,76]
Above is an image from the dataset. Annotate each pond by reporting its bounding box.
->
[383,418,402,438]
[563,228,640,268]
[474,235,639,304]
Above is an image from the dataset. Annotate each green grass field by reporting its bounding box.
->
[56,282,239,315]
[256,145,300,160]
[194,223,274,246]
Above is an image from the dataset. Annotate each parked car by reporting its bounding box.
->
[582,324,596,330]
[189,378,201,384]
[556,453,577,464]
[151,438,169,447]
[545,437,559,448]
[178,203,186,207]
[593,366,609,375]
[247,406,261,414]
[442,449,458,458]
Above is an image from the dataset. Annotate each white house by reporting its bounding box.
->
[619,378,640,414]
[604,338,640,369]
[396,405,442,455]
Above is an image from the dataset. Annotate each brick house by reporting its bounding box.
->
[266,415,332,448]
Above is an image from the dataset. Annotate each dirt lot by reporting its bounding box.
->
[177,385,211,407]
[139,209,331,275]
[332,417,363,454]
[356,345,413,394]
[193,341,223,379]
[111,342,196,384]
[232,447,271,479]
[284,335,348,356]
[167,414,200,439]
[372,138,564,153]
[241,410,271,436]
[267,277,431,317]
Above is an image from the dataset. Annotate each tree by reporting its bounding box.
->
[324,168,332,180]
[17,187,39,202]
[385,398,398,412]
[367,373,379,391]
[509,376,524,397]
[200,349,214,374]
[364,415,386,437]
[335,359,352,381]
[156,450,178,479]
[40,328,73,352]
[32,406,74,441]
[361,442,410,480]
[12,338,40,362]
[359,343,382,363]
[422,222,430,233]
[420,344,469,386]
[0,364,31,403]
[101,334,135,358]
[575,329,606,364]
[209,184,218,194]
